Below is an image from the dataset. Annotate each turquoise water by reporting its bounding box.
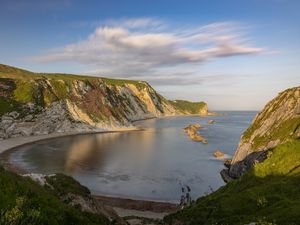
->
[10,112,256,202]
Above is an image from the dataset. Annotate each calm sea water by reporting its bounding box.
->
[9,112,256,202]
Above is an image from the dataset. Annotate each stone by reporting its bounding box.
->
[8,111,19,119]
[24,114,34,122]
[213,150,225,158]
[208,119,216,124]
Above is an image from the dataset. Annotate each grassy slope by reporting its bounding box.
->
[169,100,207,114]
[0,64,207,116]
[0,64,146,86]
[0,64,150,117]
[0,168,110,225]
[165,140,300,225]
[241,87,300,150]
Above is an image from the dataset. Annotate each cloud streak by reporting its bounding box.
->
[31,18,264,82]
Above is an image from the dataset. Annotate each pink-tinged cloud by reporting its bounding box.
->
[31,19,264,76]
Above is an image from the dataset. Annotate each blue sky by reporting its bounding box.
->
[0,0,299,110]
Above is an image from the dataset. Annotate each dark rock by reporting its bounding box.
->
[220,169,233,183]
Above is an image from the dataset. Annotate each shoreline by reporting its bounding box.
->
[0,127,141,155]
[0,125,180,216]
[0,113,222,216]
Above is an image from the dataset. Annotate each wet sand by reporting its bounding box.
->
[95,195,178,213]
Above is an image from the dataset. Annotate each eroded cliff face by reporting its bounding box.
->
[227,86,300,178]
[0,64,208,139]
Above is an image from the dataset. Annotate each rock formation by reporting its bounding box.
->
[0,64,208,139]
[213,150,224,158]
[223,86,300,179]
[208,119,216,124]
[183,124,208,143]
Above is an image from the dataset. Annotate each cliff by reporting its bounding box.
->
[165,140,300,225]
[165,86,300,224]
[0,64,208,139]
[227,86,300,178]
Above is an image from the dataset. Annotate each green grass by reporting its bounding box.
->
[243,116,300,151]
[241,87,300,151]
[0,63,146,87]
[165,140,300,225]
[169,100,207,114]
[0,63,209,122]
[13,81,37,103]
[101,77,147,89]
[45,173,91,198]
[48,80,69,99]
[0,168,110,225]
[0,98,15,115]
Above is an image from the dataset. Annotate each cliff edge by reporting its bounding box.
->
[0,64,208,139]
[227,86,300,178]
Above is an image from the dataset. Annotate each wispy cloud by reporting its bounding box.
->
[31,18,264,84]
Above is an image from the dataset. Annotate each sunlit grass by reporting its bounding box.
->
[165,140,300,225]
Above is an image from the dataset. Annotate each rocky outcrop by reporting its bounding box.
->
[224,86,300,179]
[0,64,208,139]
[183,124,208,143]
[0,101,100,140]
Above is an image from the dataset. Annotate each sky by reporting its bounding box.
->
[0,0,299,110]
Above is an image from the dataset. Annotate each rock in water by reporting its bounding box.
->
[183,124,208,144]
[208,119,216,124]
[213,150,225,158]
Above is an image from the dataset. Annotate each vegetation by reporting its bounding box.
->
[169,100,207,114]
[0,168,110,225]
[165,140,300,225]
[13,81,37,103]
[0,98,15,115]
[45,173,91,198]
[0,64,207,119]
[0,63,145,85]
[241,86,300,151]
[102,77,147,89]
[0,64,151,115]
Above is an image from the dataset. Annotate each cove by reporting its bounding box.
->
[8,112,256,202]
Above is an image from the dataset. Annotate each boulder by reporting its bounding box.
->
[213,150,225,158]
[208,119,216,124]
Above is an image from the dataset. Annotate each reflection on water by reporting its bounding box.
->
[10,112,256,202]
